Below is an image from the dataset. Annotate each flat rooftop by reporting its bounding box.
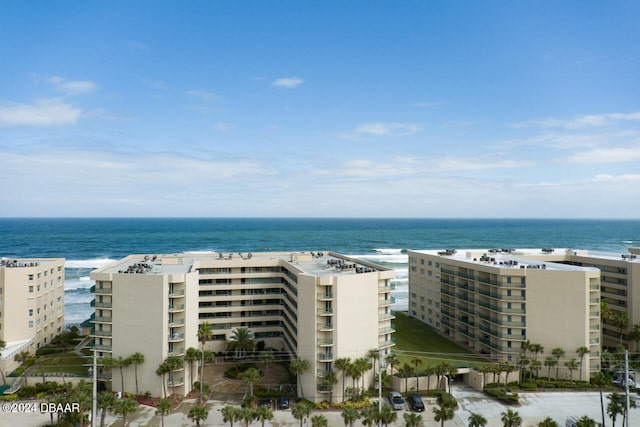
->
[409,248,603,271]
[94,251,393,277]
[0,258,63,268]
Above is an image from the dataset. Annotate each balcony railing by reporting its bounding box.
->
[169,290,185,298]
[317,338,334,346]
[167,377,184,387]
[318,353,334,361]
[317,292,334,300]
[317,323,334,331]
[90,300,112,308]
[90,285,112,294]
[168,304,185,312]
[169,319,185,327]
[168,333,185,341]
[90,329,112,337]
[317,308,333,316]
[168,348,184,357]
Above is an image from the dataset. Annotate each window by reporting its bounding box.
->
[28,274,34,280]
[29,285,33,293]
[29,321,34,328]
[29,309,33,316]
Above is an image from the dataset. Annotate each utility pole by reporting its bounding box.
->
[625,349,630,427]
[92,349,97,427]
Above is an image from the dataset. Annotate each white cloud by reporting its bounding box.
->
[272,77,304,89]
[342,122,421,138]
[514,112,640,129]
[48,76,97,95]
[567,147,640,164]
[0,99,82,126]
[185,90,220,102]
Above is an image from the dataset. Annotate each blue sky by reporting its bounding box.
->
[1,1,639,218]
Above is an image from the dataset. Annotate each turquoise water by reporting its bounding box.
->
[1,218,639,324]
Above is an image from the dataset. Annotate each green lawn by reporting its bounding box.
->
[32,352,91,376]
[393,311,490,368]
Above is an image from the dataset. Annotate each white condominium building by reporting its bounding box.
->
[408,249,601,379]
[90,251,395,401]
[0,258,65,375]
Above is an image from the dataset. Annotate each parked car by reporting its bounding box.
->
[278,396,290,410]
[406,394,425,412]
[389,391,405,410]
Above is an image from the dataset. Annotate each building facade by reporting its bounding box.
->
[408,249,602,379]
[90,251,395,401]
[0,258,65,376]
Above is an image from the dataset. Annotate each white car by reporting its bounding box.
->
[389,391,405,410]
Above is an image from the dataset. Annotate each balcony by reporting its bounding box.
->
[317,338,334,346]
[317,369,331,377]
[169,304,185,313]
[317,384,331,392]
[90,300,112,308]
[317,308,333,316]
[168,333,185,342]
[167,377,184,387]
[168,348,185,357]
[318,353,334,361]
[379,339,395,348]
[92,315,113,323]
[169,289,185,298]
[90,285,112,295]
[317,292,334,300]
[93,344,112,352]
[378,313,395,321]
[90,328,112,337]
[317,323,334,331]
[169,318,185,327]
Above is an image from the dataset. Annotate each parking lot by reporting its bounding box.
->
[4,384,639,427]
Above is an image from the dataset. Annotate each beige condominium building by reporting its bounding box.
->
[0,258,65,377]
[408,249,602,379]
[90,251,395,401]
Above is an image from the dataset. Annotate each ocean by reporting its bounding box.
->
[1,218,639,325]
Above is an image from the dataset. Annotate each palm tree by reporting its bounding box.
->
[544,357,556,382]
[13,350,33,386]
[97,390,117,427]
[607,392,625,427]
[576,346,589,381]
[517,354,530,384]
[433,403,454,427]
[164,356,184,400]
[324,370,338,404]
[538,417,558,427]
[188,404,209,427]
[380,404,397,427]
[186,347,200,389]
[398,363,413,392]
[591,371,608,427]
[341,406,361,427]
[259,350,274,389]
[292,401,312,427]
[113,397,138,426]
[197,321,212,403]
[368,349,380,387]
[575,416,597,427]
[360,404,378,426]
[551,348,565,380]
[113,356,131,395]
[501,409,522,427]
[311,414,328,427]
[237,407,256,427]
[289,357,310,398]
[411,357,423,392]
[255,404,273,427]
[242,367,261,396]
[530,360,542,379]
[565,359,579,381]
[335,357,352,402]
[128,352,145,396]
[222,405,239,427]
[404,412,422,427]
[612,311,629,345]
[468,412,487,427]
[479,365,491,388]
[628,323,640,352]
[155,398,172,427]
[155,363,168,399]
[228,327,255,359]
[355,357,370,394]
[385,353,399,376]
[529,343,544,364]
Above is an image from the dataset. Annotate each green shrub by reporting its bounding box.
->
[520,381,537,390]
[0,394,18,401]
[36,346,65,356]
